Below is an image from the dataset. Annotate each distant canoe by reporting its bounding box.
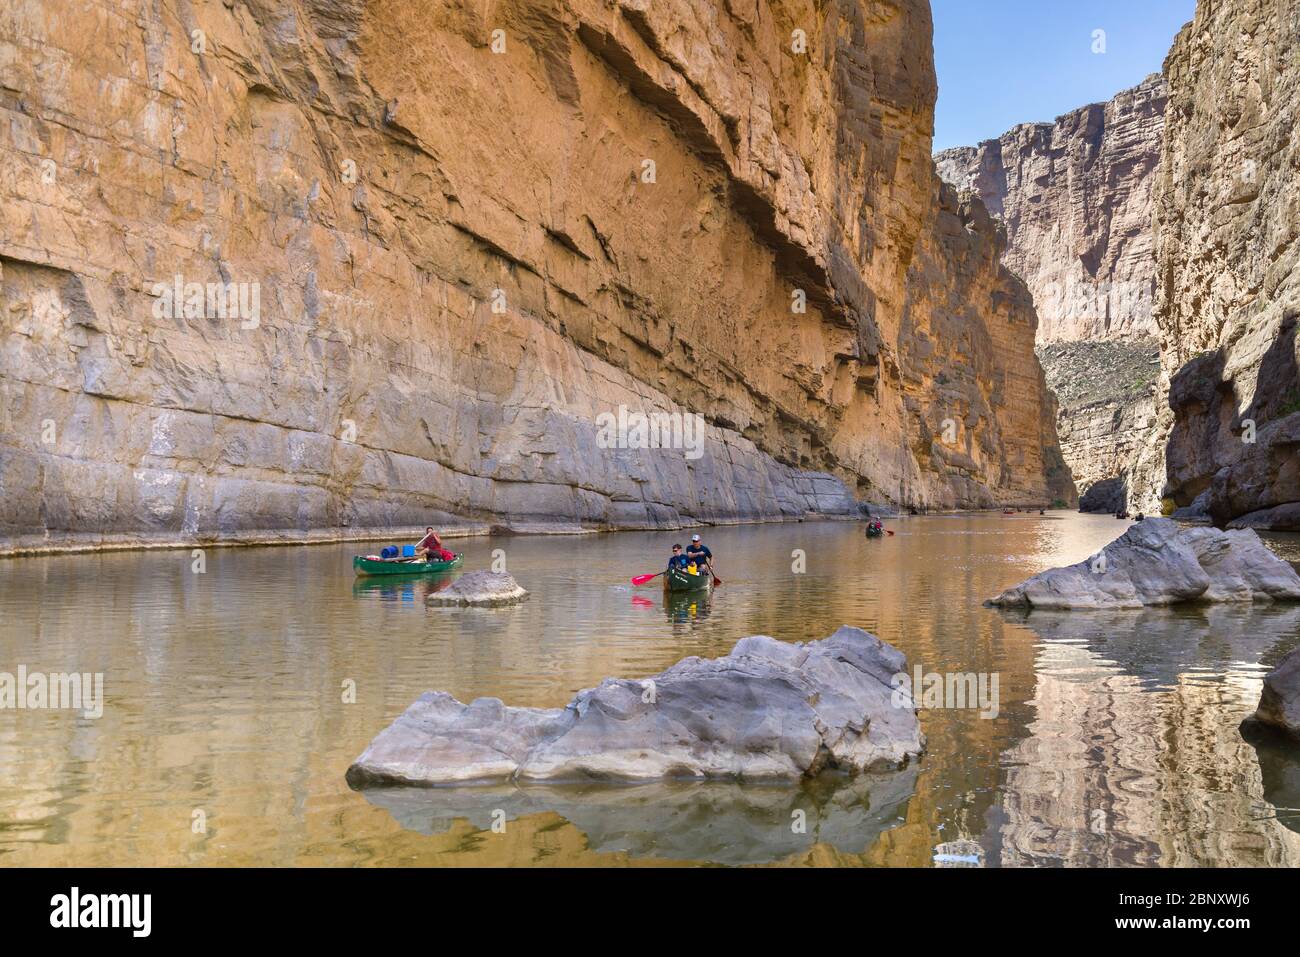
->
[353,554,463,577]
[663,566,711,593]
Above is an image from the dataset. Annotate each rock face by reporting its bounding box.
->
[986,517,1300,610]
[1249,649,1300,740]
[0,0,1068,554]
[935,74,1166,346]
[346,626,923,787]
[1149,0,1300,531]
[936,77,1166,511]
[425,570,528,606]
[1038,339,1161,510]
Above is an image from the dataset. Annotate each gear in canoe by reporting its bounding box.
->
[630,539,722,588]
[353,553,463,577]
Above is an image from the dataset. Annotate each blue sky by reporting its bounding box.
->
[931,0,1196,152]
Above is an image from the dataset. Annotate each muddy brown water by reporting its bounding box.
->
[2,512,1298,866]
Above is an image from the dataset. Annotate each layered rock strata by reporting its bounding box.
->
[936,77,1166,510]
[935,74,1166,346]
[1149,0,1300,530]
[0,0,1068,553]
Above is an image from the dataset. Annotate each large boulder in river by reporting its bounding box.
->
[986,517,1300,609]
[1248,649,1300,740]
[425,571,528,606]
[346,626,923,787]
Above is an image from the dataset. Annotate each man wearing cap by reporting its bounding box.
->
[685,534,716,580]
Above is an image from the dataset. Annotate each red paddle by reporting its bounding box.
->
[631,572,663,586]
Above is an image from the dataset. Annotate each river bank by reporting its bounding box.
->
[0,504,1068,559]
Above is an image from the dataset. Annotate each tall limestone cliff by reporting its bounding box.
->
[935,74,1165,346]
[1151,0,1300,531]
[0,0,1069,553]
[936,76,1167,510]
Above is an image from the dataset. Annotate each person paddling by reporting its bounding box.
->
[667,544,690,572]
[415,526,455,563]
[686,534,718,582]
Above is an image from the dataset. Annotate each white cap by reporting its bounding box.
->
[691,534,701,541]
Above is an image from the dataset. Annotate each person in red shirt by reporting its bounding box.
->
[415,527,455,562]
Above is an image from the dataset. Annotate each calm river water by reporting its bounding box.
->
[2,512,1299,866]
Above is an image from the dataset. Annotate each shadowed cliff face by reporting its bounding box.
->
[1149,0,1300,530]
[0,0,1067,552]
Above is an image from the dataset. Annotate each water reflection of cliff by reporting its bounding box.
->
[997,606,1300,866]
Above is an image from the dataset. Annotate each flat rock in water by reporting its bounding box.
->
[346,626,924,787]
[985,517,1300,610]
[1248,648,1300,740]
[425,570,528,606]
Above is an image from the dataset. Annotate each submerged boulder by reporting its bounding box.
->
[986,517,1300,609]
[1247,649,1300,740]
[425,570,528,607]
[346,626,923,787]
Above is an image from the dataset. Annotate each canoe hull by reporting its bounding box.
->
[663,566,711,593]
[353,554,463,577]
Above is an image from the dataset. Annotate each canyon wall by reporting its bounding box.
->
[0,0,1068,553]
[1150,0,1300,531]
[936,77,1167,511]
[935,74,1165,346]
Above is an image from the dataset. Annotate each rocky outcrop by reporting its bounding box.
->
[936,77,1165,511]
[425,570,528,606]
[1038,339,1161,509]
[346,626,923,787]
[1247,649,1300,740]
[986,517,1300,609]
[0,0,1067,554]
[1149,0,1300,531]
[935,74,1165,346]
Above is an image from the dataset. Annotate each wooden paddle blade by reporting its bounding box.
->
[887,530,895,536]
[631,573,659,586]
[712,576,722,586]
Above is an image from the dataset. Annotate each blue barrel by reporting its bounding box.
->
[402,544,416,557]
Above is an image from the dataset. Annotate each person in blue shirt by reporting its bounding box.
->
[667,544,690,572]
[685,534,714,578]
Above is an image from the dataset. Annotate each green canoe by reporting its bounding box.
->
[663,566,711,593]
[353,554,463,577]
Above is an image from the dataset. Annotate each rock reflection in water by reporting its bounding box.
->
[351,573,458,603]
[996,604,1300,866]
[1242,724,1300,838]
[357,765,919,866]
